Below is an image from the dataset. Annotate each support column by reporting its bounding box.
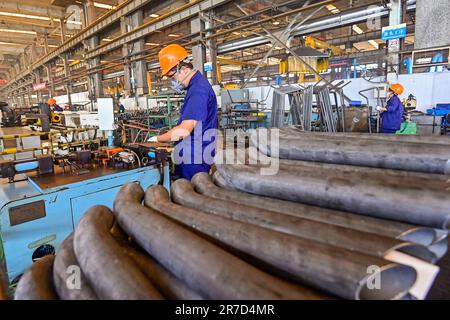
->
[118,0,131,94]
[60,19,66,44]
[386,0,402,84]
[43,33,49,55]
[27,93,32,106]
[46,64,55,98]
[85,0,97,26]
[20,54,27,70]
[121,16,132,94]
[84,0,101,105]
[121,10,148,96]
[205,12,218,85]
[62,55,72,105]
[35,72,43,103]
[58,16,72,104]
[415,0,450,49]
[191,16,206,76]
[87,36,103,100]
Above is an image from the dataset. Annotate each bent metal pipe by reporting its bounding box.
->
[146,184,417,300]
[193,172,443,248]
[172,179,437,263]
[216,163,450,229]
[113,183,320,300]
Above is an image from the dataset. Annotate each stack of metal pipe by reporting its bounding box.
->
[7,175,443,300]
[7,127,449,299]
[9,184,328,300]
[212,126,450,298]
[253,126,450,174]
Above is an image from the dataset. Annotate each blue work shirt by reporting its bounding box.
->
[174,71,218,180]
[53,104,64,112]
[381,95,403,131]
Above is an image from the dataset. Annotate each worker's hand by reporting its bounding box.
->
[147,136,159,142]
[376,106,383,112]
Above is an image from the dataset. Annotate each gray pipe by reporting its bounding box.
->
[428,238,449,262]
[121,245,204,300]
[73,205,163,300]
[194,172,440,246]
[253,128,450,174]
[427,230,449,261]
[212,170,235,189]
[216,163,450,229]
[53,234,98,300]
[282,126,450,146]
[271,157,450,193]
[113,183,320,300]
[218,1,416,53]
[172,179,436,263]
[14,255,58,300]
[146,184,416,300]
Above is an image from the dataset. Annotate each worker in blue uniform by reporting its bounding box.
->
[148,44,218,180]
[377,83,404,134]
[48,98,64,112]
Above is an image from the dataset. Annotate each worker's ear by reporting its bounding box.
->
[178,66,188,76]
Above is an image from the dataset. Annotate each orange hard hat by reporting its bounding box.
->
[389,83,404,96]
[158,44,189,76]
[48,98,56,106]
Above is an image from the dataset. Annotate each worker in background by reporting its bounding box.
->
[119,94,126,113]
[147,44,218,180]
[48,98,63,113]
[377,83,404,134]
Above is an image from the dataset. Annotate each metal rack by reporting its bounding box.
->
[222,99,267,131]
[146,95,184,130]
[272,82,348,132]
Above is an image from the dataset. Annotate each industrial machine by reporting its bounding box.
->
[0,134,171,283]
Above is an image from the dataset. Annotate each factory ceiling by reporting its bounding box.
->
[0,0,415,87]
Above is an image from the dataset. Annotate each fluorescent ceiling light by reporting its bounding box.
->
[94,2,115,9]
[66,20,82,25]
[149,14,159,18]
[168,34,180,37]
[0,11,50,21]
[102,38,113,42]
[326,4,340,14]
[0,11,82,25]
[145,42,159,46]
[352,24,364,34]
[353,24,378,49]
[48,44,58,48]
[0,28,36,35]
[368,40,379,49]
[0,41,26,46]
[272,21,280,25]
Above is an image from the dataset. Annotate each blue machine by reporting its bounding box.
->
[0,164,169,283]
